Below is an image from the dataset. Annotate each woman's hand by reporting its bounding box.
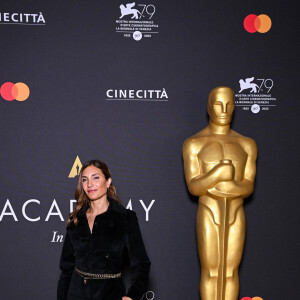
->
[122,297,133,300]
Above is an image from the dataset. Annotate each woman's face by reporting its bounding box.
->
[81,165,112,201]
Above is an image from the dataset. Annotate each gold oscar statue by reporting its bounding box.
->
[182,87,257,300]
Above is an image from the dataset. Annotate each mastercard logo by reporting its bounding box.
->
[244,14,272,33]
[240,297,263,300]
[0,82,30,101]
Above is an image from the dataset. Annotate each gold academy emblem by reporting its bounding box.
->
[68,156,82,178]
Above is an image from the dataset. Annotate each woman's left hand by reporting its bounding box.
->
[122,297,133,300]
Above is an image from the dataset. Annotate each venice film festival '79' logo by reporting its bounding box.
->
[115,2,158,41]
[234,77,276,114]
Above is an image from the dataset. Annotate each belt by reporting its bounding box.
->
[75,267,121,284]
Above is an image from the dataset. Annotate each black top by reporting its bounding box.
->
[57,199,151,300]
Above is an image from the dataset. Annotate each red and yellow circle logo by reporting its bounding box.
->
[244,14,272,33]
[241,297,263,300]
[0,82,30,101]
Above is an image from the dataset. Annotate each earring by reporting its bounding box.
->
[107,186,110,192]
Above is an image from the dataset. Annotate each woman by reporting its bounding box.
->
[57,160,151,300]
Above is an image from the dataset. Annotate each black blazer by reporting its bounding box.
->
[57,199,151,300]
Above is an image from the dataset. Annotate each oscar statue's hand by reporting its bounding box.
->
[214,159,235,183]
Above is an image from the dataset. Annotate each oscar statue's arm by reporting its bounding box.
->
[214,138,257,198]
[183,139,234,197]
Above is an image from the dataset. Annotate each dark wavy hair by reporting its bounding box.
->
[68,160,121,226]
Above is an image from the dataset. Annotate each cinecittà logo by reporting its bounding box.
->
[106,89,168,102]
[0,12,46,25]
[0,82,30,101]
[68,156,83,178]
[244,14,271,33]
[115,2,159,41]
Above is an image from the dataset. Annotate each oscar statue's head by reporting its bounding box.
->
[207,86,235,126]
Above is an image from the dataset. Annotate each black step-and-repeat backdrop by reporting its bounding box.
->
[1,0,299,299]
